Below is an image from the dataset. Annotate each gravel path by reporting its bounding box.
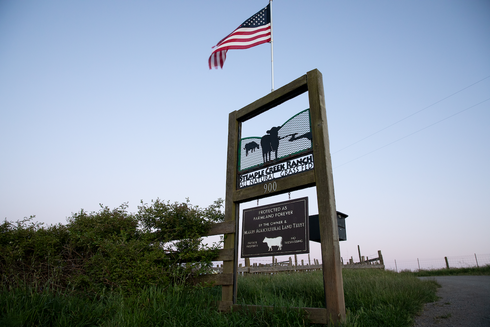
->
[413,276,490,327]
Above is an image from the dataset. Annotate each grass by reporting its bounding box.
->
[0,286,306,327]
[412,264,490,277]
[238,269,439,326]
[0,269,439,327]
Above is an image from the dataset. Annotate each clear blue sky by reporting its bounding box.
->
[1,0,489,270]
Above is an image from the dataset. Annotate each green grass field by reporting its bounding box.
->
[0,268,442,327]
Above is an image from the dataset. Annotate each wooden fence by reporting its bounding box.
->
[209,250,385,275]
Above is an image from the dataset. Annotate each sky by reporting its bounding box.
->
[1,0,489,272]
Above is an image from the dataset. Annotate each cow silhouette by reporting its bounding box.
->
[261,126,281,163]
[263,236,283,251]
[244,141,260,156]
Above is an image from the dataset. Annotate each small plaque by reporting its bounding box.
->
[241,197,309,258]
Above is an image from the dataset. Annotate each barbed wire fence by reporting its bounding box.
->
[386,253,490,272]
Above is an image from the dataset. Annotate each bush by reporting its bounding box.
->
[0,199,224,295]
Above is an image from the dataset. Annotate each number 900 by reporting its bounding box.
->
[264,181,277,193]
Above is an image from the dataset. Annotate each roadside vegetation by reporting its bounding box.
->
[412,265,490,277]
[1,201,440,326]
[238,269,439,326]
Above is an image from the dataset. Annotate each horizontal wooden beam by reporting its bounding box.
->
[215,248,234,261]
[235,74,308,122]
[206,221,235,236]
[343,264,385,269]
[233,169,316,203]
[246,265,321,273]
[191,273,233,286]
[232,304,328,325]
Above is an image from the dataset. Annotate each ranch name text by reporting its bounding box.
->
[239,154,314,188]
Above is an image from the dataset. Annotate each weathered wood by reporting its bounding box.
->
[211,263,384,274]
[215,248,234,261]
[378,250,384,265]
[218,301,234,312]
[206,221,236,236]
[342,264,385,269]
[246,265,322,274]
[233,169,316,202]
[235,74,308,122]
[192,273,233,286]
[308,69,346,323]
[222,110,239,311]
[232,305,328,325]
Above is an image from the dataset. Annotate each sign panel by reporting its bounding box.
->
[241,197,309,258]
[238,109,313,189]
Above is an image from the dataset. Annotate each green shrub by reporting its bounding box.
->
[0,199,224,295]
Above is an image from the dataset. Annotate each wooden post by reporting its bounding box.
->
[308,69,345,322]
[475,253,479,268]
[308,253,311,266]
[295,254,298,267]
[272,256,275,266]
[378,250,384,265]
[445,256,450,269]
[289,257,292,267]
[358,245,361,263]
[220,111,239,312]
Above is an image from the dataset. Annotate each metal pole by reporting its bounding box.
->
[269,0,274,92]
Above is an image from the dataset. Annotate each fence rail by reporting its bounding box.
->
[210,251,385,275]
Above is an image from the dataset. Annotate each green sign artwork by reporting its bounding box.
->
[238,109,313,188]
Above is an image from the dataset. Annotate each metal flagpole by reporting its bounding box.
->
[270,0,274,92]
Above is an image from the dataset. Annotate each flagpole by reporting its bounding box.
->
[270,0,274,92]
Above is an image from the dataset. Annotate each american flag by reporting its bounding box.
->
[209,4,271,69]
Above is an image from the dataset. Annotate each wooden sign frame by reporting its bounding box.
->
[221,69,345,324]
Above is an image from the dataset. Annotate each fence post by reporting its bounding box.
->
[445,256,450,269]
[417,258,420,271]
[395,259,398,272]
[295,254,298,267]
[475,253,479,268]
[378,250,384,265]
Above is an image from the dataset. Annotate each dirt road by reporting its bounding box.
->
[413,276,490,326]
